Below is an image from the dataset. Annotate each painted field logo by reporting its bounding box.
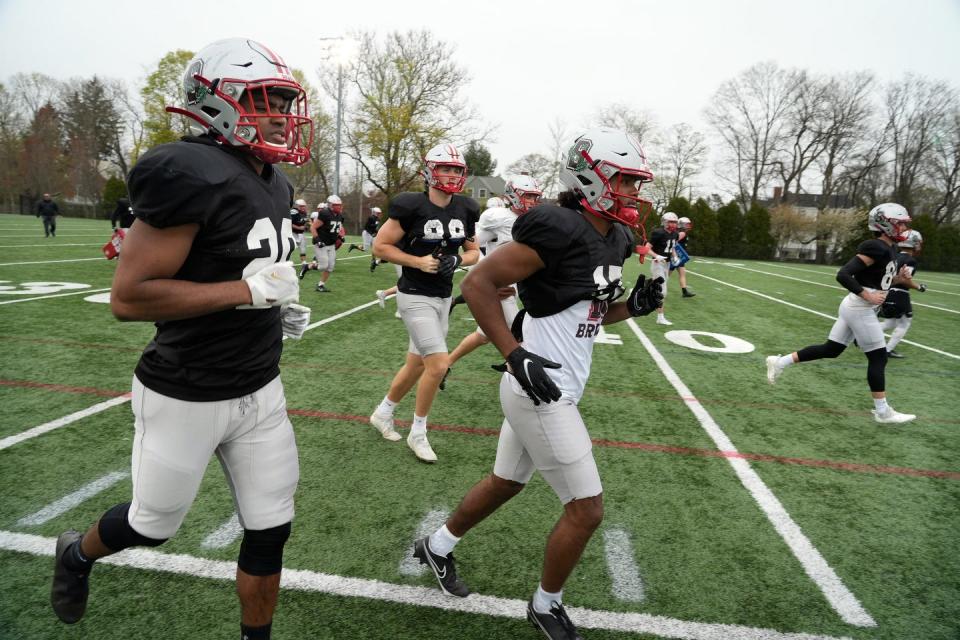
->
[663,330,755,354]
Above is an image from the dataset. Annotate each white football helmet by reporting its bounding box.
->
[327,194,343,213]
[294,198,307,208]
[422,143,467,194]
[899,229,922,250]
[486,196,505,209]
[503,174,543,213]
[661,212,679,231]
[559,128,654,227]
[167,38,312,165]
[678,216,691,230]
[868,203,911,242]
[371,206,382,215]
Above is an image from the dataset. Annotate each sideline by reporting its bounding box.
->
[0,531,854,640]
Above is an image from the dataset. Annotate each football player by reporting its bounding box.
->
[440,174,542,391]
[878,229,926,358]
[50,38,312,640]
[766,203,917,424]
[291,198,310,264]
[299,194,345,292]
[349,206,381,255]
[644,212,681,324]
[414,129,662,640]
[673,216,695,297]
[368,143,481,462]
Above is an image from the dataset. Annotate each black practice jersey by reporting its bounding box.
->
[512,205,634,318]
[390,191,479,298]
[891,253,919,290]
[853,238,898,290]
[678,232,689,248]
[127,135,294,402]
[290,209,308,233]
[649,227,679,257]
[314,210,344,246]
[364,214,379,235]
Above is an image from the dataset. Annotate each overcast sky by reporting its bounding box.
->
[2,0,959,198]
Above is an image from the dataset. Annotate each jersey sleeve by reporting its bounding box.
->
[511,206,573,269]
[388,192,422,232]
[127,146,222,229]
[856,239,892,263]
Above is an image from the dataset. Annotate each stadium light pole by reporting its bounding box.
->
[317,36,358,197]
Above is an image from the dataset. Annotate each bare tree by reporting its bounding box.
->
[0,82,25,210]
[705,61,803,211]
[652,122,707,203]
[11,73,62,122]
[593,103,655,144]
[775,71,829,199]
[505,153,554,193]
[345,30,489,200]
[885,74,955,213]
[927,106,960,223]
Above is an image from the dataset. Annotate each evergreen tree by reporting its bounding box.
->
[742,203,776,259]
[716,200,745,258]
[463,141,496,176]
[690,197,720,256]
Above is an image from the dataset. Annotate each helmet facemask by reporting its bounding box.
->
[577,148,652,228]
[425,162,467,194]
[504,176,543,214]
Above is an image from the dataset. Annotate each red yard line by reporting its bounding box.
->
[0,379,127,398]
[3,377,957,481]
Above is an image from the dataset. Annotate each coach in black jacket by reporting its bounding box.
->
[36,193,59,237]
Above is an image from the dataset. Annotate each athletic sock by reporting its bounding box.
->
[62,538,94,573]
[411,414,428,436]
[776,355,794,369]
[376,397,397,417]
[241,621,272,640]
[428,524,460,557]
[533,584,563,614]
[873,397,889,413]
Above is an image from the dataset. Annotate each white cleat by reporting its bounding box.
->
[765,355,783,385]
[872,407,916,424]
[407,432,437,463]
[376,290,386,309]
[394,310,402,319]
[370,412,402,441]
[656,316,672,326]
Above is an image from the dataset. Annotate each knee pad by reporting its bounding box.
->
[238,522,291,576]
[98,503,168,552]
[865,348,887,392]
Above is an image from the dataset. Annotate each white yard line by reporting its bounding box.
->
[0,257,105,267]
[398,508,450,576]
[0,234,110,237]
[756,261,960,293]
[15,471,129,526]
[0,395,131,451]
[603,527,645,602]
[0,530,853,640]
[687,270,960,360]
[201,513,243,549]
[626,319,875,627]
[0,287,109,305]
[723,264,959,314]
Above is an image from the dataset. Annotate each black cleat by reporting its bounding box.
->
[298,263,310,280]
[887,350,904,358]
[412,536,470,597]
[370,259,379,273]
[527,599,583,640]
[348,244,357,253]
[682,289,696,298]
[51,531,90,624]
[316,283,330,293]
[439,368,451,391]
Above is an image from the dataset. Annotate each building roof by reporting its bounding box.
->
[465,175,506,195]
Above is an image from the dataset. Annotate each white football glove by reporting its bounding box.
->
[241,261,299,308]
[280,303,312,340]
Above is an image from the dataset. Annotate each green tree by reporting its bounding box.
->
[742,203,776,259]
[0,81,25,211]
[62,76,123,212]
[716,200,745,258]
[463,141,496,176]
[665,195,691,217]
[21,103,67,205]
[141,50,194,149]
[102,175,127,209]
[348,30,486,200]
[689,197,720,256]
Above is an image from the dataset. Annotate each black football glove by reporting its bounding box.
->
[492,347,562,406]
[918,283,926,292]
[437,254,463,277]
[626,275,664,317]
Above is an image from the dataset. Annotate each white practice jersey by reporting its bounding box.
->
[476,206,519,254]
[509,299,605,404]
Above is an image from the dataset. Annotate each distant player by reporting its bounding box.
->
[878,229,926,358]
[349,206,381,255]
[645,212,680,325]
[290,198,309,264]
[441,175,542,391]
[766,203,917,424]
[672,216,695,298]
[299,195,344,292]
